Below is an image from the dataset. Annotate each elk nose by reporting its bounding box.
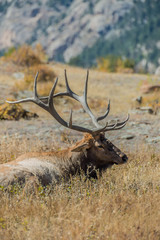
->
[122,154,128,162]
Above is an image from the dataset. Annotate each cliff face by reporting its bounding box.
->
[0,0,133,62]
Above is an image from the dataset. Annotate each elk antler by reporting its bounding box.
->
[40,70,110,128]
[6,71,129,136]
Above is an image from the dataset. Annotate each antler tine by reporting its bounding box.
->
[97,99,110,122]
[80,70,111,126]
[92,114,129,136]
[63,70,101,128]
[104,114,129,132]
[84,69,89,101]
[80,70,101,128]
[64,69,73,94]
[46,77,68,127]
[69,110,73,128]
[92,121,117,136]
[82,71,113,127]
[111,121,128,130]
[34,71,39,99]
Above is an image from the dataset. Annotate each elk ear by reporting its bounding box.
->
[71,143,90,152]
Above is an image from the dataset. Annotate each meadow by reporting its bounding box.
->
[0,139,160,240]
[0,62,160,239]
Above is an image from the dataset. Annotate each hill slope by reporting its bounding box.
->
[69,0,160,73]
[0,0,133,61]
[0,0,160,72]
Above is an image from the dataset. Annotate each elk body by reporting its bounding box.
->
[0,71,129,188]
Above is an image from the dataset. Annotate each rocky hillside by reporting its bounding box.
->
[0,0,133,62]
[0,0,159,72]
[70,0,160,73]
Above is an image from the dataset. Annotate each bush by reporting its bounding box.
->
[97,55,135,73]
[4,47,16,58]
[0,102,38,120]
[3,43,48,67]
[9,45,41,67]
[123,58,135,69]
[1,43,57,96]
[24,64,56,84]
[15,64,57,96]
[34,43,48,63]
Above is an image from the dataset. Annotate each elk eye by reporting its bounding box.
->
[108,147,113,151]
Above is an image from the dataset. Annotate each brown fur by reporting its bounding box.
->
[0,133,128,188]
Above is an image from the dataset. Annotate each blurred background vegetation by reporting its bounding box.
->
[69,0,160,73]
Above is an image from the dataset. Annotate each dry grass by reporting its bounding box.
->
[0,63,160,239]
[0,138,160,240]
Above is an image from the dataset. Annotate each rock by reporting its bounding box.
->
[137,107,154,114]
[135,59,147,73]
[132,96,142,104]
[120,134,135,140]
[146,136,160,144]
[147,62,156,74]
[140,84,160,94]
[15,90,33,99]
[12,72,24,80]
[130,107,154,114]
[155,66,160,76]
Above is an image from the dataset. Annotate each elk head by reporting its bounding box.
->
[70,132,128,178]
[6,70,129,177]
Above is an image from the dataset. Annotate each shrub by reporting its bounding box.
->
[4,47,16,58]
[24,64,56,84]
[123,58,135,69]
[9,45,41,67]
[97,55,135,73]
[3,43,48,67]
[34,43,48,63]
[1,43,57,96]
[0,102,38,120]
[15,64,57,96]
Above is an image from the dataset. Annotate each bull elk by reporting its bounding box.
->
[0,70,129,188]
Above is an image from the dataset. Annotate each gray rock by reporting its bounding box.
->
[138,107,154,114]
[146,136,160,144]
[132,107,154,114]
[120,134,135,140]
[132,96,142,104]
[12,72,24,80]
[155,66,160,76]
